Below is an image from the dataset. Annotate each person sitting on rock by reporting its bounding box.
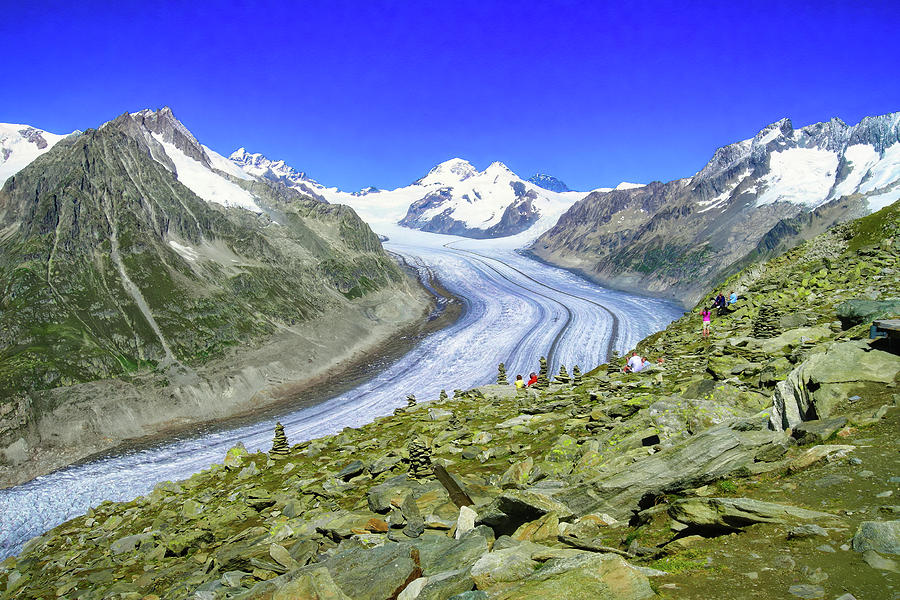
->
[526,372,538,386]
[713,293,727,310]
[515,374,525,390]
[626,351,643,373]
[729,291,738,305]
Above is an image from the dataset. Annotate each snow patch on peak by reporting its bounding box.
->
[753,118,793,146]
[422,158,478,183]
[152,134,261,213]
[0,123,69,185]
[615,182,645,190]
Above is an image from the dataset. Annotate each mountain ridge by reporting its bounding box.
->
[531,111,900,306]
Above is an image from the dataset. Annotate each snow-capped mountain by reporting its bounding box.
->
[0,124,72,186]
[693,113,900,213]
[396,159,590,238]
[532,111,900,306]
[229,147,330,202]
[229,152,596,239]
[113,108,262,212]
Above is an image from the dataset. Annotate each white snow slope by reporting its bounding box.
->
[692,113,900,214]
[0,123,69,186]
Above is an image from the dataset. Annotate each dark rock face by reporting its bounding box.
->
[528,174,570,193]
[531,112,899,306]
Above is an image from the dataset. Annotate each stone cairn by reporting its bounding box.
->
[606,350,621,375]
[752,303,780,339]
[572,365,582,386]
[554,364,570,384]
[439,389,449,402]
[270,422,290,458]
[535,356,550,389]
[497,362,509,385]
[406,393,417,408]
[407,436,432,480]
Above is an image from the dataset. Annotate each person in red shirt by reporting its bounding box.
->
[526,372,538,386]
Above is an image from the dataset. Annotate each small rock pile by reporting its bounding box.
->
[269,422,289,458]
[439,389,448,401]
[406,394,417,408]
[752,303,781,339]
[607,351,621,375]
[406,436,432,480]
[497,362,509,385]
[554,364,570,384]
[572,365,582,385]
[535,356,550,389]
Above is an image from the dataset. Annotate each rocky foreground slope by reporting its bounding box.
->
[531,112,900,307]
[2,204,898,598]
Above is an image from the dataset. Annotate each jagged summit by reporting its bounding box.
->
[528,173,570,193]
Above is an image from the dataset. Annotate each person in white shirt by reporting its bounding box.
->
[626,351,643,372]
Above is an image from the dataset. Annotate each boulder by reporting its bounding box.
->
[770,341,900,430]
[669,497,843,532]
[337,460,365,481]
[836,299,900,327]
[417,568,476,600]
[852,520,900,555]
[489,553,655,600]
[549,423,781,521]
[470,545,539,589]
[791,417,847,445]
[499,457,533,489]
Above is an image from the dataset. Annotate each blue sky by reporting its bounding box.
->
[2,0,898,191]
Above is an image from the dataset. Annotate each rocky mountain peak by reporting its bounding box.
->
[229,147,313,185]
[105,107,210,168]
[528,173,571,193]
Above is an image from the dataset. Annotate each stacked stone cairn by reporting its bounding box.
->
[406,393,417,408]
[439,389,449,402]
[607,350,621,375]
[535,356,550,389]
[554,364,570,384]
[572,365,582,385]
[497,362,509,385]
[406,436,432,480]
[270,422,290,458]
[752,303,781,339]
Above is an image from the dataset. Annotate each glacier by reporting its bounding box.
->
[0,225,682,558]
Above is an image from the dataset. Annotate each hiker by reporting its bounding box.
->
[626,351,643,372]
[713,293,727,310]
[701,308,712,338]
[729,291,738,305]
[515,374,526,390]
[526,372,538,386]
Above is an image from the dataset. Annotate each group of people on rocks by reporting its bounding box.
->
[514,372,539,390]
[622,350,664,374]
[701,290,739,338]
